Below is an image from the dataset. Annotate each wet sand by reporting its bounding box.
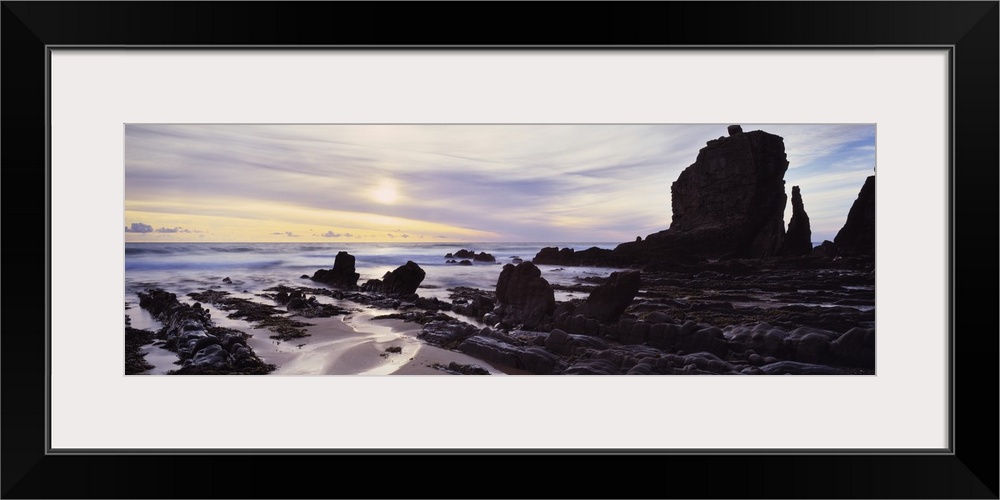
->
[242,310,503,375]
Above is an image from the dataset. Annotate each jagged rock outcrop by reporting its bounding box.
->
[532,246,615,266]
[494,262,555,328]
[310,251,360,288]
[361,261,426,297]
[448,249,496,262]
[834,175,875,255]
[573,270,641,323]
[781,185,812,256]
[611,126,790,262]
[136,288,274,375]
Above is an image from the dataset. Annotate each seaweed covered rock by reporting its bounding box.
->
[136,288,274,375]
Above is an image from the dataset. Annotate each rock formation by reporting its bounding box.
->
[311,251,360,288]
[361,261,426,296]
[604,126,790,263]
[494,262,555,328]
[662,126,789,257]
[781,185,812,256]
[448,249,496,262]
[532,246,615,266]
[573,270,641,323]
[834,175,875,255]
[136,288,274,374]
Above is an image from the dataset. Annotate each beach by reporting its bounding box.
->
[125,242,611,375]
[125,241,875,376]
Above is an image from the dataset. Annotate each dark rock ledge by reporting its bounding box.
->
[137,289,275,375]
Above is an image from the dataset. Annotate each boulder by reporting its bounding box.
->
[361,261,426,296]
[834,175,876,255]
[574,270,641,323]
[311,251,361,288]
[494,262,556,329]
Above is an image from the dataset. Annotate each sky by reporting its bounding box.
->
[124,124,875,244]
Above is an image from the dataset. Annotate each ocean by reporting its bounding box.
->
[125,242,626,374]
[124,241,622,326]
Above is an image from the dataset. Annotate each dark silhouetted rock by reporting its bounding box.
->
[664,127,789,258]
[834,175,875,255]
[609,127,790,263]
[574,270,641,323]
[812,240,838,258]
[311,251,361,288]
[533,246,574,264]
[473,252,496,263]
[727,124,743,136]
[781,185,812,256]
[494,262,556,328]
[458,259,472,266]
[453,249,476,259]
[531,246,615,266]
[361,261,426,297]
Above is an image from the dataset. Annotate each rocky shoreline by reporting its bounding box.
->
[128,248,873,375]
[126,125,876,375]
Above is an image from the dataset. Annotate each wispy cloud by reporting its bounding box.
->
[125,124,874,242]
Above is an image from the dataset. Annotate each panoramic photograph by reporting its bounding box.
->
[124,124,876,375]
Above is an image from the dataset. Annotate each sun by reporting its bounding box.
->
[370,179,399,205]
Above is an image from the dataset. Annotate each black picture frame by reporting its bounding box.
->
[3,2,996,498]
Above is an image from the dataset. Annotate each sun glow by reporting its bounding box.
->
[370,179,399,205]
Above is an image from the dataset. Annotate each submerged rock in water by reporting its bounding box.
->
[362,261,426,297]
[311,251,361,288]
[531,246,615,266]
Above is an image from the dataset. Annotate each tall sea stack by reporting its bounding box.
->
[616,126,790,261]
[781,185,813,256]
